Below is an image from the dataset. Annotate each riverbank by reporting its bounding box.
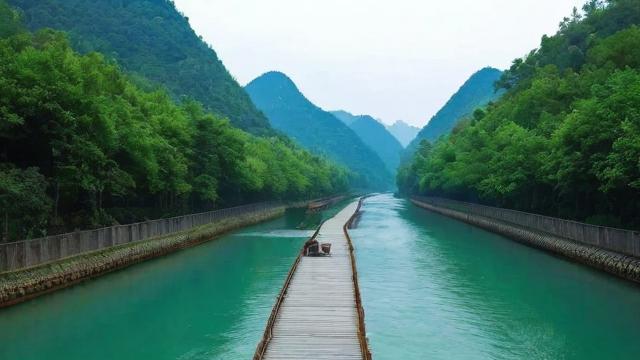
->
[0,205,287,308]
[411,198,640,284]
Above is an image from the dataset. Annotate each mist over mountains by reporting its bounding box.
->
[387,121,420,147]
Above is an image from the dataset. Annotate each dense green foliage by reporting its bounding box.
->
[406,67,503,155]
[331,111,403,173]
[0,29,350,241]
[386,120,420,148]
[0,0,22,37]
[8,0,272,134]
[399,0,640,229]
[246,72,394,190]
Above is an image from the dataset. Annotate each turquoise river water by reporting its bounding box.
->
[1,194,640,359]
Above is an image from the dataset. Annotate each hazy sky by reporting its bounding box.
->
[173,0,585,127]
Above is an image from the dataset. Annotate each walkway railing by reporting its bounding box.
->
[0,202,281,272]
[254,198,370,360]
[344,196,372,360]
[253,219,326,360]
[413,196,640,258]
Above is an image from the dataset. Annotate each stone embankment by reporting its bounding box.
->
[412,199,640,284]
[0,205,285,308]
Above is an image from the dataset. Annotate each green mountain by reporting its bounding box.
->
[8,0,271,134]
[387,120,419,147]
[399,0,640,229]
[0,0,21,36]
[0,1,350,240]
[407,67,503,151]
[330,111,403,173]
[245,72,393,190]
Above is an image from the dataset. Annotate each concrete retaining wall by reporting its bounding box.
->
[0,205,286,308]
[0,202,280,272]
[415,196,640,257]
[411,199,640,284]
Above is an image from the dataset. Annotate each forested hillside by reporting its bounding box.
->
[387,120,419,147]
[331,111,403,173]
[399,0,640,229]
[0,9,350,241]
[0,0,21,36]
[246,72,394,189]
[406,67,503,154]
[8,0,272,134]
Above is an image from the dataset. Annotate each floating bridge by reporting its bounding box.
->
[254,198,371,360]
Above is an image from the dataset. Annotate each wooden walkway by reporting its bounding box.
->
[254,199,370,360]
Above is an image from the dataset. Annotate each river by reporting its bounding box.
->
[1,195,640,359]
[0,210,309,360]
[352,194,640,359]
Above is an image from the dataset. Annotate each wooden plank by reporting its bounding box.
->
[260,200,366,360]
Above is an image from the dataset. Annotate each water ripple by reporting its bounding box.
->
[353,194,640,360]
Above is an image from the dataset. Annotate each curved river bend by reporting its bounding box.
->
[1,195,640,359]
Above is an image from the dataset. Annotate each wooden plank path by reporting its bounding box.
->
[254,199,371,360]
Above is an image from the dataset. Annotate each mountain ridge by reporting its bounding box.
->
[387,120,420,147]
[8,0,272,134]
[245,71,394,190]
[407,67,504,152]
[330,111,403,173]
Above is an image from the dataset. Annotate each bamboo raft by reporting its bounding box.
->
[254,199,371,360]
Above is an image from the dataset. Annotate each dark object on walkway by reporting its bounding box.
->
[254,198,371,360]
[321,243,332,255]
[303,238,332,257]
[304,238,320,256]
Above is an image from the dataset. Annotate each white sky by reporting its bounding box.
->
[173,0,585,127]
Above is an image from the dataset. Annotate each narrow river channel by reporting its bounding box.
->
[0,211,309,360]
[1,195,640,359]
[352,194,640,359]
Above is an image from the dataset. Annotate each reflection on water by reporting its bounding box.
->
[353,194,640,360]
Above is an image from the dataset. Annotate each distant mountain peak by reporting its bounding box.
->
[330,110,403,172]
[252,71,295,86]
[406,66,504,152]
[246,74,394,190]
[331,110,359,125]
[387,120,420,148]
[391,119,415,127]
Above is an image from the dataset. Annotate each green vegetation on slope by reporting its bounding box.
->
[0,25,350,241]
[399,0,640,229]
[0,0,22,37]
[387,120,420,148]
[246,71,394,190]
[406,67,503,154]
[8,0,272,134]
[331,111,403,173]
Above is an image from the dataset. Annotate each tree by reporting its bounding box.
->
[0,164,51,241]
